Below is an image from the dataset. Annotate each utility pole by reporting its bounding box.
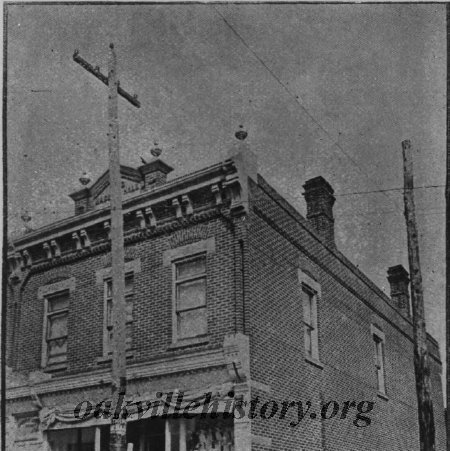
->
[446,5,450,448]
[402,139,436,451]
[73,44,140,451]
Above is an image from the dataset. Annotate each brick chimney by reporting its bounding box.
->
[138,159,174,190]
[303,176,336,246]
[387,265,410,316]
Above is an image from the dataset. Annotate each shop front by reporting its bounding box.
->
[46,416,234,451]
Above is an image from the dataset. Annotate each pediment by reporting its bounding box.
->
[90,166,143,209]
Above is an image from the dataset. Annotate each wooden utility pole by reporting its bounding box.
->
[402,139,436,451]
[74,44,140,451]
[446,5,450,447]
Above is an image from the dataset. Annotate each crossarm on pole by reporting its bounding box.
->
[73,50,141,108]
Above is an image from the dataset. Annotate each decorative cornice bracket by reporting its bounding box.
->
[181,194,193,216]
[72,232,82,251]
[223,174,244,215]
[136,210,146,229]
[172,198,182,219]
[22,250,33,268]
[43,243,52,261]
[211,184,223,206]
[103,221,111,240]
[50,240,61,258]
[80,229,91,248]
[144,207,157,228]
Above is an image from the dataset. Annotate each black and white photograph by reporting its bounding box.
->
[3,3,448,450]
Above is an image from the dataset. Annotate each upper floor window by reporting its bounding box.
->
[174,255,207,340]
[38,277,75,369]
[104,274,134,355]
[163,238,215,345]
[371,325,386,396]
[44,291,69,366]
[298,270,321,366]
[302,285,317,359]
[302,284,319,361]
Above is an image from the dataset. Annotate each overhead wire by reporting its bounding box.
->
[211,6,412,214]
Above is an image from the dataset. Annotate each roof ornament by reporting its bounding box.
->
[21,210,31,224]
[21,209,33,233]
[79,170,91,186]
[151,142,162,158]
[235,125,248,141]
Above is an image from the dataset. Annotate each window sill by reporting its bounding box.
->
[43,362,67,372]
[169,335,210,350]
[377,392,389,401]
[305,356,324,369]
[96,352,134,364]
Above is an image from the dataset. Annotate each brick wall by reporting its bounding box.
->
[13,217,237,376]
[246,176,445,451]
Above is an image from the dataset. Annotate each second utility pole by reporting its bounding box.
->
[73,43,140,451]
[402,139,435,451]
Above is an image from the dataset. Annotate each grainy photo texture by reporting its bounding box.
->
[3,3,447,451]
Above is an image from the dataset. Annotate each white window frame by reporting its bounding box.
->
[38,277,75,369]
[172,254,208,343]
[371,324,387,396]
[95,259,141,358]
[103,272,135,357]
[298,270,321,366]
[163,238,215,345]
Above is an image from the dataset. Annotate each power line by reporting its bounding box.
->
[211,5,405,213]
[336,184,445,197]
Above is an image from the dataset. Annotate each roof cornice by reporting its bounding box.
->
[11,160,233,250]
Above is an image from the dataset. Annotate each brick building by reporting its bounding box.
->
[5,136,446,450]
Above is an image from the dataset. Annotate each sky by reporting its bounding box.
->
[6,3,446,387]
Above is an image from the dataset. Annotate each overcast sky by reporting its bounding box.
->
[6,3,446,376]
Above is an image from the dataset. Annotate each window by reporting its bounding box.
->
[44,291,69,366]
[302,285,318,360]
[372,326,386,395]
[173,255,207,340]
[298,270,321,365]
[104,274,134,355]
[47,427,95,451]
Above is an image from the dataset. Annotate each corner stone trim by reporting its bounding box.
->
[163,237,215,266]
[251,435,272,448]
[95,259,141,286]
[37,277,76,300]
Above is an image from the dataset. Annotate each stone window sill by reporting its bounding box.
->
[305,356,324,369]
[43,362,67,372]
[377,392,389,401]
[168,335,210,350]
[96,352,134,364]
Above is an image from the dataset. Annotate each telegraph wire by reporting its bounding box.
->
[7,182,445,219]
[211,5,406,213]
[336,184,445,197]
